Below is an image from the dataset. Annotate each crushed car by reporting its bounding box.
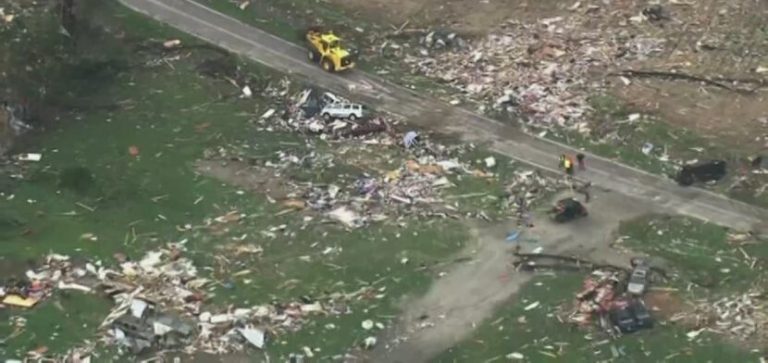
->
[675,160,726,186]
[550,198,588,223]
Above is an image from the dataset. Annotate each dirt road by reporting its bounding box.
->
[366,189,650,362]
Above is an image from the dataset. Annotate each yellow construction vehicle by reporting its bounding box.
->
[305,28,356,72]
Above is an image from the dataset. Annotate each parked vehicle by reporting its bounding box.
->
[321,102,364,120]
[609,305,638,334]
[630,300,654,329]
[610,300,654,334]
[627,261,650,296]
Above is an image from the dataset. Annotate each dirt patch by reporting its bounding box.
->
[327,0,566,34]
[194,159,295,200]
[610,77,768,151]
[644,289,687,320]
[364,189,654,362]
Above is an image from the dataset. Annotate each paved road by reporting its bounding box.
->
[120,0,768,231]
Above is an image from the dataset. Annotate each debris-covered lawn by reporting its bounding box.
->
[439,215,768,362]
[201,0,768,208]
[0,2,563,361]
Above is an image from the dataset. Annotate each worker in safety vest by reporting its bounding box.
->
[562,155,574,176]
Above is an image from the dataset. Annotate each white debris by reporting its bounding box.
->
[363,336,377,349]
[210,314,233,324]
[238,327,266,349]
[361,319,374,330]
[241,86,253,98]
[484,156,496,168]
[524,301,540,311]
[328,207,362,228]
[129,299,149,319]
[17,153,41,161]
[162,39,181,48]
[260,108,276,119]
[57,281,92,293]
[507,352,525,360]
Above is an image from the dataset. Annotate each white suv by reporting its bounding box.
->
[321,103,364,120]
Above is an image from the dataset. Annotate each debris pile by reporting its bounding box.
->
[558,263,655,336]
[693,292,768,341]
[401,16,666,131]
[0,253,85,309]
[570,270,621,325]
[419,30,467,51]
[1,245,384,360]
[253,87,395,140]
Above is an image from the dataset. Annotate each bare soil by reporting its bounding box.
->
[363,188,653,362]
[195,159,659,363]
[194,159,294,200]
[644,290,688,320]
[327,0,566,34]
[611,81,768,149]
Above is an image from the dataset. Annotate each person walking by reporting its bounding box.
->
[577,153,586,170]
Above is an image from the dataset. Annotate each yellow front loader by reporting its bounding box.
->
[305,28,356,72]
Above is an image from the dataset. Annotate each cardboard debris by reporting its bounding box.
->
[2,295,39,308]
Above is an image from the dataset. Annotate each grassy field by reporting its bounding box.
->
[0,2,535,360]
[436,215,767,362]
[617,215,768,294]
[191,0,768,209]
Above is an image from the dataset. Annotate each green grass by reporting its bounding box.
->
[617,215,768,293]
[435,274,759,363]
[0,2,533,360]
[435,215,768,362]
[191,1,768,209]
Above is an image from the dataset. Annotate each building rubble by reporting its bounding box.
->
[200,83,563,229]
[397,16,666,132]
[0,244,383,361]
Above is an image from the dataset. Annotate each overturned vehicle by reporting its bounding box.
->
[550,198,588,223]
[675,160,726,186]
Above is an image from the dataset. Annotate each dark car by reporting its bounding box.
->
[551,198,588,223]
[675,160,727,186]
[609,305,638,334]
[630,300,654,329]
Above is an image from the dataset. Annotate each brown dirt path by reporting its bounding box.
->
[363,188,652,362]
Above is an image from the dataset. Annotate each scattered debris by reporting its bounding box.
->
[400,17,667,132]
[16,153,41,161]
[162,39,182,48]
[688,292,768,341]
